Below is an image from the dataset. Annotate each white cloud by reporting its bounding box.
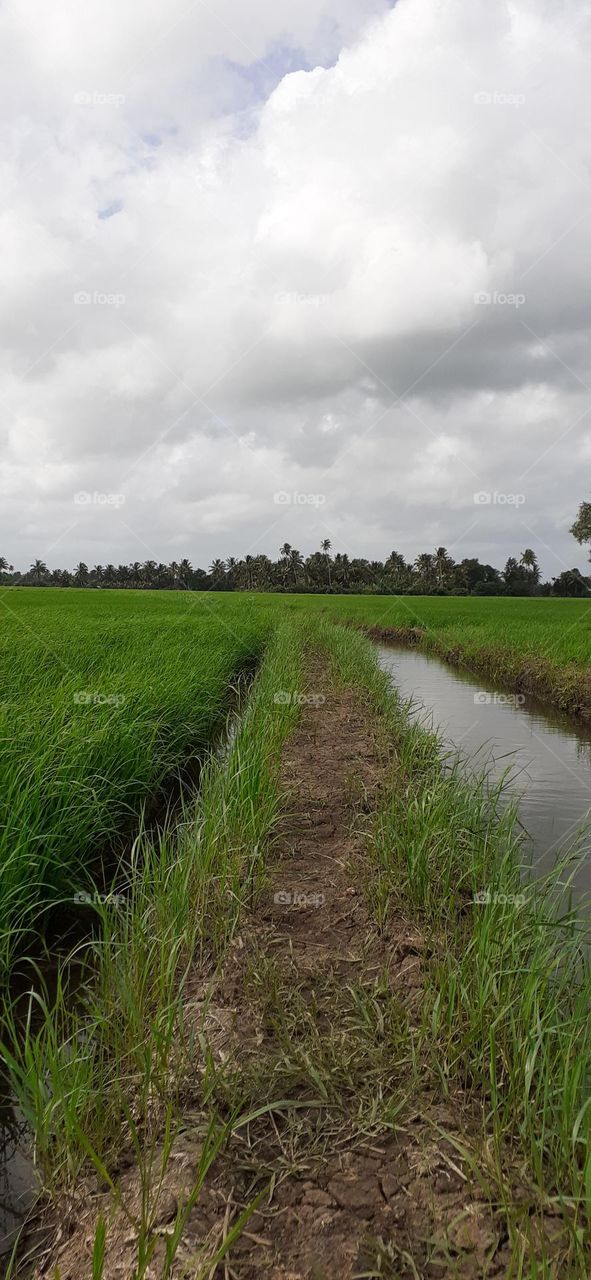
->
[2,0,591,575]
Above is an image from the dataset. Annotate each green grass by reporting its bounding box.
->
[280,593,591,670]
[2,615,304,1233]
[321,620,591,1273]
[0,588,274,972]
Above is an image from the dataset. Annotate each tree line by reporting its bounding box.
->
[1,540,589,596]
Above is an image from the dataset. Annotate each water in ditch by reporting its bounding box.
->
[376,643,591,894]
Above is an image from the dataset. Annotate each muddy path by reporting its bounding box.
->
[28,658,529,1278]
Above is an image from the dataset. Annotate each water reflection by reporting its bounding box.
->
[376,645,591,890]
[0,1083,36,1257]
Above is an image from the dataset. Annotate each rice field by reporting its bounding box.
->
[284,592,591,669]
[0,588,272,971]
[1,586,591,973]
[0,579,585,980]
[2,589,591,1275]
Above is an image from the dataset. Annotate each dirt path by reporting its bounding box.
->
[34,660,512,1279]
[180,660,510,1278]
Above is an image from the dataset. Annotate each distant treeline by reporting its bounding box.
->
[1,545,589,596]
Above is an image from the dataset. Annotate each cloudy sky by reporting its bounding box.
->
[2,0,591,577]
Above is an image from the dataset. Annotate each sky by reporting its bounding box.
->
[2,0,591,578]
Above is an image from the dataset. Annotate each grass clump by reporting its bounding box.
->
[321,619,591,1274]
[2,616,304,1245]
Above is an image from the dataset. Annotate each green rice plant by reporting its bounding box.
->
[1,616,304,1213]
[0,589,274,971]
[2,586,590,974]
[284,592,591,672]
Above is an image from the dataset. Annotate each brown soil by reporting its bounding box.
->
[31,662,522,1278]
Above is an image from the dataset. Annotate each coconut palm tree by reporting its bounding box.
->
[141,561,157,588]
[503,556,521,591]
[289,548,304,587]
[279,542,292,585]
[225,556,238,587]
[178,558,193,588]
[385,551,409,591]
[434,546,455,590]
[333,552,351,588]
[520,548,540,583]
[414,552,435,592]
[321,538,332,590]
[253,554,273,590]
[30,559,48,585]
[209,559,227,588]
